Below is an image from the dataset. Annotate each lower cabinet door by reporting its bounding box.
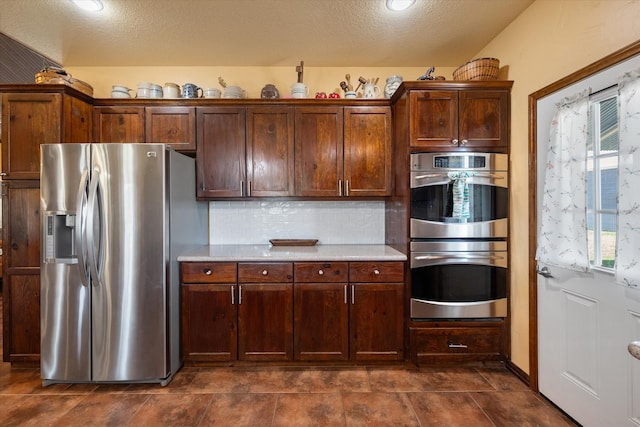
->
[294,283,349,361]
[181,283,237,362]
[238,283,293,361]
[5,275,40,363]
[350,283,404,361]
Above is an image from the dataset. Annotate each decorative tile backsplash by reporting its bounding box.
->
[209,201,385,245]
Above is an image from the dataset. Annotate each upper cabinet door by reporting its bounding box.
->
[93,106,145,143]
[409,90,458,150]
[196,107,246,198]
[63,96,93,143]
[145,106,196,152]
[458,90,509,151]
[294,107,343,197]
[246,107,295,197]
[1,93,62,180]
[343,106,392,197]
[408,86,510,153]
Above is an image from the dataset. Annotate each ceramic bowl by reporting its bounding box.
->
[111,90,131,98]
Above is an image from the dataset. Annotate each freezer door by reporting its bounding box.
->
[40,143,92,382]
[90,144,169,382]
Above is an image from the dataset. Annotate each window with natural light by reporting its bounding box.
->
[587,89,619,269]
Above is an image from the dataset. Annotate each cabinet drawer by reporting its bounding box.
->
[181,262,237,283]
[238,263,293,283]
[294,262,348,282]
[411,327,501,355]
[349,262,404,283]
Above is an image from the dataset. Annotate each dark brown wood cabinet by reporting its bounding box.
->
[145,106,196,151]
[197,106,296,198]
[293,261,404,362]
[391,81,512,364]
[196,107,246,198]
[2,181,41,362]
[409,321,505,364]
[343,107,392,196]
[238,263,294,361]
[246,107,295,197]
[181,260,405,364]
[180,262,295,363]
[294,262,350,361]
[180,262,238,362]
[295,106,392,197]
[63,95,94,144]
[0,87,92,363]
[93,104,196,151]
[349,262,405,361]
[193,102,390,200]
[1,91,92,180]
[93,106,145,143]
[295,106,344,197]
[401,81,512,152]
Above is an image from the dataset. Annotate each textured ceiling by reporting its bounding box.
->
[0,0,534,68]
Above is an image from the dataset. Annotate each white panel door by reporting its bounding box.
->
[536,58,640,425]
[536,265,640,426]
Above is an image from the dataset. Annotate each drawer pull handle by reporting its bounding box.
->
[318,269,324,275]
[373,269,380,275]
[203,269,212,276]
[448,343,468,349]
[452,139,459,145]
[262,270,268,276]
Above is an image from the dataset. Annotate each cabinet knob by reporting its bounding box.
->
[262,269,268,276]
[203,268,212,275]
[452,139,459,145]
[374,269,380,275]
[460,139,468,145]
[318,269,324,275]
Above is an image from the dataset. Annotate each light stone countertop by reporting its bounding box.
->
[177,244,407,262]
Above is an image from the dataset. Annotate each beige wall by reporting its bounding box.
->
[67,0,640,377]
[476,0,640,374]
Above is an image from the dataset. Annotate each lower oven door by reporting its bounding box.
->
[410,240,507,319]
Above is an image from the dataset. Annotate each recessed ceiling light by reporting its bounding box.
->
[70,0,104,12]
[386,0,416,11]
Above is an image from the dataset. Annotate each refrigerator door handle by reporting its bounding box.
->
[86,167,102,288]
[75,169,90,287]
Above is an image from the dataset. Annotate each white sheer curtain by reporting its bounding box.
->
[536,89,591,272]
[616,69,640,288]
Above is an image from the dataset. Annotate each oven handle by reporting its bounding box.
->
[413,173,505,180]
[414,254,505,261]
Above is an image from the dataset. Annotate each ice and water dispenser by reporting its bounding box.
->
[44,213,77,263]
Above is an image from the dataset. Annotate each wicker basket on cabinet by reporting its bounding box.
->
[453,57,500,80]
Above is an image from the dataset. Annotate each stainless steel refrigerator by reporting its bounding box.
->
[40,143,207,386]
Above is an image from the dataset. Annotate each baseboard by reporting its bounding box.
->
[505,359,533,389]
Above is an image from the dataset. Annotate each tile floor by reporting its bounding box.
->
[0,295,578,426]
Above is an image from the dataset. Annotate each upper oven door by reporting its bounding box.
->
[410,153,508,239]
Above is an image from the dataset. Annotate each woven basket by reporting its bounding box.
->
[453,57,500,81]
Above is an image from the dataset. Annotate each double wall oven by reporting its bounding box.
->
[410,152,508,319]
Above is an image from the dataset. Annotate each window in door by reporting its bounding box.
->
[587,89,618,269]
